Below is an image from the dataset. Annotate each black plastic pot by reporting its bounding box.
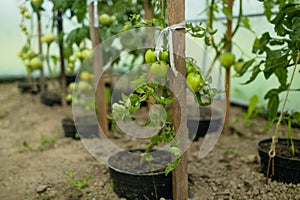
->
[107,149,172,200]
[187,108,223,141]
[17,81,42,94]
[258,138,300,184]
[76,116,99,138]
[40,92,61,106]
[61,117,79,140]
[66,74,76,86]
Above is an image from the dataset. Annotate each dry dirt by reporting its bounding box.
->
[0,82,300,200]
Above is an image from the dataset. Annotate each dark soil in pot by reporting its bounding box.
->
[258,138,300,184]
[61,117,79,140]
[187,107,223,141]
[107,149,172,200]
[40,92,61,106]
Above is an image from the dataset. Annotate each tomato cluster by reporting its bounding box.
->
[144,49,169,78]
[185,58,205,93]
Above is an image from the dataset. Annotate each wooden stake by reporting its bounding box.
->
[223,0,233,135]
[88,2,109,137]
[57,11,67,107]
[167,0,188,199]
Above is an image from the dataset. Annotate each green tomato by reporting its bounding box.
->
[80,49,91,60]
[145,49,157,63]
[159,50,169,63]
[234,61,244,73]
[69,83,76,90]
[41,33,55,44]
[99,14,110,26]
[69,55,77,63]
[150,61,169,78]
[66,94,72,102]
[66,67,74,74]
[23,11,31,19]
[109,15,117,24]
[24,59,31,67]
[186,61,198,75]
[30,57,43,69]
[220,52,235,68]
[186,72,205,92]
[77,81,92,91]
[31,0,43,8]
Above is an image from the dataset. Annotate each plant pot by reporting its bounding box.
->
[17,81,44,94]
[66,74,76,86]
[76,116,99,138]
[107,149,172,200]
[40,92,61,106]
[187,107,223,141]
[258,138,300,184]
[61,117,79,140]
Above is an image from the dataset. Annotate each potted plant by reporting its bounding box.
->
[241,1,300,184]
[17,3,45,94]
[106,1,222,198]
[61,117,80,140]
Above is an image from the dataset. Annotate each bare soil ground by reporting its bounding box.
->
[0,82,300,200]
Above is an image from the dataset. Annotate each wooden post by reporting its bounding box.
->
[223,0,233,135]
[57,11,67,107]
[88,2,109,136]
[167,0,188,199]
[37,12,45,93]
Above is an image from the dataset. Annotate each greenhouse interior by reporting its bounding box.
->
[1,0,300,199]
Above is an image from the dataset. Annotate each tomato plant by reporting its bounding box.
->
[240,1,300,120]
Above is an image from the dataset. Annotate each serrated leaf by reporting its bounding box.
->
[266,94,279,120]
[239,58,255,76]
[242,67,261,85]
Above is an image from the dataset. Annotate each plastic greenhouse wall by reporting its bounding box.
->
[1,0,299,111]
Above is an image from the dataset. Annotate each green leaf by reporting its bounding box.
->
[242,17,251,30]
[244,95,259,119]
[252,32,271,54]
[238,58,255,76]
[264,49,289,79]
[242,66,262,85]
[266,94,279,120]
[165,157,181,176]
[169,147,182,156]
[274,67,288,86]
[151,135,162,145]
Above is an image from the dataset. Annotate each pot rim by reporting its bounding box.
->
[107,149,172,176]
[257,137,300,161]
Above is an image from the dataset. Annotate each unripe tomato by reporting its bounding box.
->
[80,71,90,81]
[80,49,91,60]
[31,0,43,8]
[99,14,110,26]
[145,49,157,63]
[41,33,55,44]
[24,59,31,67]
[23,11,31,19]
[66,94,72,102]
[234,61,244,73]
[186,60,198,75]
[150,61,169,78]
[109,15,117,24]
[159,50,169,63]
[30,57,43,69]
[186,72,205,92]
[220,52,235,68]
[69,55,77,63]
[69,83,76,90]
